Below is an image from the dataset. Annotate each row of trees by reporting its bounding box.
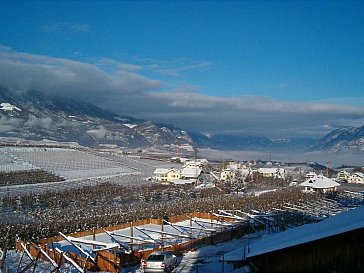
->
[0,181,318,247]
[0,170,64,187]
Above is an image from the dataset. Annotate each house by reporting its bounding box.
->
[182,159,209,168]
[153,168,180,182]
[348,172,364,184]
[336,170,351,182]
[220,168,236,181]
[180,166,202,180]
[300,174,340,193]
[305,171,316,180]
[258,167,286,179]
[220,162,252,182]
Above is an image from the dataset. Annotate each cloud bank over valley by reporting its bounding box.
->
[1,46,363,139]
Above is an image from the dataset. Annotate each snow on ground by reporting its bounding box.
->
[3,249,82,273]
[2,147,137,180]
[120,231,266,273]
[0,102,21,111]
[123,124,138,129]
[251,189,277,197]
[55,219,231,255]
[2,221,262,273]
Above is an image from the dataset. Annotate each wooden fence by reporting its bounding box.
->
[16,212,250,272]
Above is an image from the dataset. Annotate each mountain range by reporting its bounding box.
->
[0,88,191,148]
[0,88,363,153]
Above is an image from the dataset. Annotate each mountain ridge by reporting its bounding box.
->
[0,88,191,148]
[0,88,363,153]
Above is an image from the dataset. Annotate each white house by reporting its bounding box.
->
[300,174,340,193]
[258,167,286,179]
[305,171,317,180]
[180,166,202,180]
[348,172,364,184]
[336,171,351,182]
[183,159,208,168]
[153,168,181,182]
[220,168,236,181]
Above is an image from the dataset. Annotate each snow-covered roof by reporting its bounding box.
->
[300,175,340,189]
[180,166,202,178]
[258,167,284,174]
[352,172,364,179]
[0,102,21,111]
[153,168,177,175]
[247,205,364,258]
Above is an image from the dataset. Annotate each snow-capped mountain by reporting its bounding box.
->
[1,87,362,152]
[309,126,364,152]
[0,88,192,148]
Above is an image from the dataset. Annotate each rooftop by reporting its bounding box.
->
[246,205,364,258]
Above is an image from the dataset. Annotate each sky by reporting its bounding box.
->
[0,1,363,138]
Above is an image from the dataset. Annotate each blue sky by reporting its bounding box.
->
[0,1,363,137]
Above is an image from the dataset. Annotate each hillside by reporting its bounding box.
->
[309,125,364,152]
[0,88,191,148]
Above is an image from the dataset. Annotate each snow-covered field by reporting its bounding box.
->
[0,147,181,198]
[1,147,137,180]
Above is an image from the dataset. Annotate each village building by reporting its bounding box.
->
[183,158,209,168]
[220,168,236,181]
[336,170,351,182]
[305,171,317,180]
[153,168,180,182]
[348,172,364,184]
[220,162,252,182]
[300,174,340,193]
[257,167,286,179]
[153,158,207,183]
[180,166,202,180]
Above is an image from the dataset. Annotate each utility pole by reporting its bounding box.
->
[326,160,332,177]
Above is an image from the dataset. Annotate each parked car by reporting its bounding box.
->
[142,251,176,273]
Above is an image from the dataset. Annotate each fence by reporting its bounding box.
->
[16,211,251,272]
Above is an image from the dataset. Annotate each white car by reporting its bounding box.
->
[142,251,176,273]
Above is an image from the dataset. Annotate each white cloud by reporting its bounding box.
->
[0,46,363,138]
[0,46,162,101]
[25,115,53,129]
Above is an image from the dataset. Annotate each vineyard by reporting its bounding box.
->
[0,147,179,198]
[1,146,364,272]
